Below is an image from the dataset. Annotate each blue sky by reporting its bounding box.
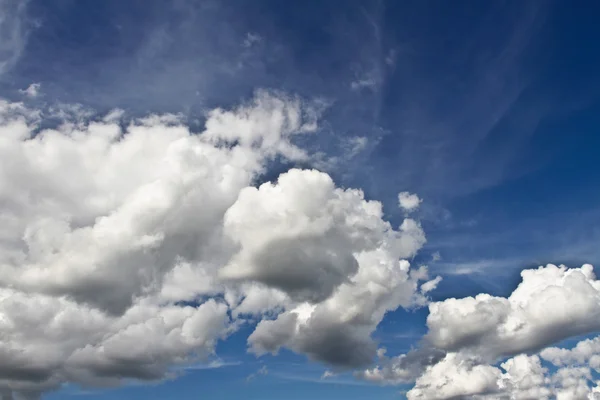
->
[1,1,600,399]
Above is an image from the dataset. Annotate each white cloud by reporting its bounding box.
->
[425,264,600,360]
[215,167,433,368]
[221,168,410,303]
[344,136,368,158]
[19,83,40,98]
[350,76,378,91]
[420,276,442,294]
[405,351,599,400]
[0,90,436,398]
[398,192,422,212]
[407,353,502,400]
[362,264,600,399]
[0,91,319,396]
[246,213,432,367]
[541,336,600,373]
[6,85,598,400]
[102,108,125,123]
[497,354,553,400]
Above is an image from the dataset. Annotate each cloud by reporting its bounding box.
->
[247,216,432,367]
[497,354,553,400]
[350,75,378,91]
[360,263,600,399]
[356,347,445,385]
[403,350,598,400]
[183,360,241,370]
[19,83,40,98]
[541,336,600,372]
[243,32,262,48]
[407,353,502,400]
[0,91,315,315]
[0,90,437,398]
[420,276,442,294]
[2,84,598,399]
[0,0,31,77]
[221,168,413,303]
[405,350,600,400]
[0,90,316,396]
[425,264,600,360]
[246,365,268,382]
[398,192,422,212]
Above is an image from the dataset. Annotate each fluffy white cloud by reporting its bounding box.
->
[244,180,432,366]
[65,299,229,385]
[426,264,600,360]
[498,354,552,400]
[362,264,600,399]
[0,91,435,397]
[0,91,315,315]
[405,351,599,400]
[0,91,314,395]
[398,191,422,212]
[221,168,423,303]
[542,336,600,372]
[407,353,502,400]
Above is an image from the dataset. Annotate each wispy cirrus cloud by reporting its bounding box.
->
[0,0,32,78]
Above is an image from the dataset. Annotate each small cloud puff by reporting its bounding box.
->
[398,191,422,212]
[243,32,262,48]
[19,83,41,98]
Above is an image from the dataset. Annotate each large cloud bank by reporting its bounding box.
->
[0,92,437,399]
[2,89,598,400]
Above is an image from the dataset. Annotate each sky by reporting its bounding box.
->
[1,0,600,399]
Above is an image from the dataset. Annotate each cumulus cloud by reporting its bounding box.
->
[0,91,310,395]
[246,216,431,367]
[425,264,600,360]
[2,83,598,400]
[498,354,553,400]
[361,264,600,399]
[0,90,435,398]
[244,211,426,368]
[0,91,318,315]
[405,351,600,400]
[221,168,415,303]
[407,353,502,400]
[541,336,600,372]
[398,192,422,212]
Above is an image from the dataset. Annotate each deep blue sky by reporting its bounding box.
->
[2,0,600,398]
